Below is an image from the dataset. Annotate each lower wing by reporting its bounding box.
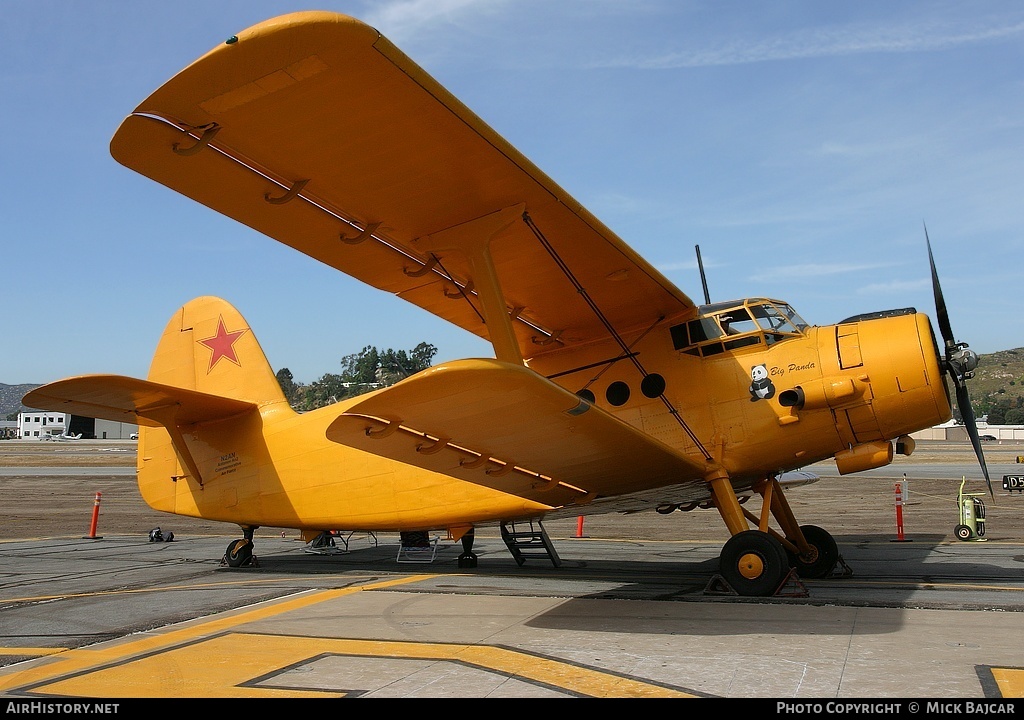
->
[327,359,708,508]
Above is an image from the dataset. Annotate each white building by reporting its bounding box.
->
[18,411,69,439]
[17,412,137,440]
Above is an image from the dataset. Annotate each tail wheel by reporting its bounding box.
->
[719,530,789,597]
[785,524,839,579]
[225,538,254,568]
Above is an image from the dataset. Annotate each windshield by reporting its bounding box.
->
[669,298,808,357]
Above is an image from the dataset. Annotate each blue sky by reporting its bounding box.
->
[3,1,1022,385]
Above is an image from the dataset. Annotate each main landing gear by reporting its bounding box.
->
[708,473,841,597]
[223,527,258,568]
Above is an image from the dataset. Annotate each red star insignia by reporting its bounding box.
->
[198,316,247,373]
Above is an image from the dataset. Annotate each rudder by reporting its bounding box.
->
[148,296,288,407]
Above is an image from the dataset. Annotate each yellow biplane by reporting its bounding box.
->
[24,12,990,596]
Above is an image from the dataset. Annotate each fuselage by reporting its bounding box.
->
[135,395,554,532]
[527,299,952,483]
[134,297,951,535]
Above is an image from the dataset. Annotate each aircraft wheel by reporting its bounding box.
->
[954,524,973,541]
[225,538,254,568]
[786,525,839,579]
[719,530,788,597]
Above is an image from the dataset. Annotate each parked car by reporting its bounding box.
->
[980,434,997,442]
[130,432,138,440]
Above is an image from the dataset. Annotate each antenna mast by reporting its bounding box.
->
[695,245,711,304]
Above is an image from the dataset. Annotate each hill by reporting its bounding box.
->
[969,347,1024,423]
[1,383,41,420]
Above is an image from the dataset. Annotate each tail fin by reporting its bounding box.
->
[23,297,289,520]
[148,296,288,407]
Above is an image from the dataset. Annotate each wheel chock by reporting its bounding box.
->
[773,568,809,598]
[219,554,260,568]
[703,574,739,596]
[826,555,853,578]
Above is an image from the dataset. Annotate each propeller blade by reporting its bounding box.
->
[925,226,991,496]
[925,224,955,347]
[956,381,993,497]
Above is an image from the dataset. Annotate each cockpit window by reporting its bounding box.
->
[752,303,796,333]
[717,306,757,335]
[669,298,808,356]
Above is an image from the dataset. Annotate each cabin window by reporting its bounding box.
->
[606,381,630,406]
[641,373,666,398]
[723,335,761,351]
[670,318,723,350]
[669,323,689,349]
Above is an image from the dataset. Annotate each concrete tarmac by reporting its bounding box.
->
[1,527,1023,700]
[2,439,1023,701]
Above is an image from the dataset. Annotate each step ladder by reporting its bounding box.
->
[500,520,561,567]
[396,531,439,563]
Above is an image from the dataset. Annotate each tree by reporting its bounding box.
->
[338,345,382,386]
[339,343,437,389]
[289,342,439,411]
[300,373,347,410]
[986,397,1011,425]
[275,368,301,406]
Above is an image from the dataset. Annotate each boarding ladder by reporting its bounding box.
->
[500,520,561,567]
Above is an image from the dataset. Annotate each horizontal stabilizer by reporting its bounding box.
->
[23,375,257,428]
[327,359,707,507]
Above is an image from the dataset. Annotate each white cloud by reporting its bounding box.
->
[749,262,895,282]
[857,278,930,295]
[592,18,1024,69]
[656,260,700,272]
[361,0,505,42]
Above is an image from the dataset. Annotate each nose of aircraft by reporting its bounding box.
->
[926,226,991,495]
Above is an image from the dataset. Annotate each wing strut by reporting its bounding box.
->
[523,212,712,460]
[416,205,526,364]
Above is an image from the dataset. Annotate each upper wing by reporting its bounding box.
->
[23,375,256,427]
[109,11,694,359]
[326,359,707,508]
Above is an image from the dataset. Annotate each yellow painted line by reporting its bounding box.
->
[3,573,386,604]
[32,632,695,698]
[0,648,66,657]
[0,574,432,693]
[990,668,1024,698]
[0,573,696,699]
